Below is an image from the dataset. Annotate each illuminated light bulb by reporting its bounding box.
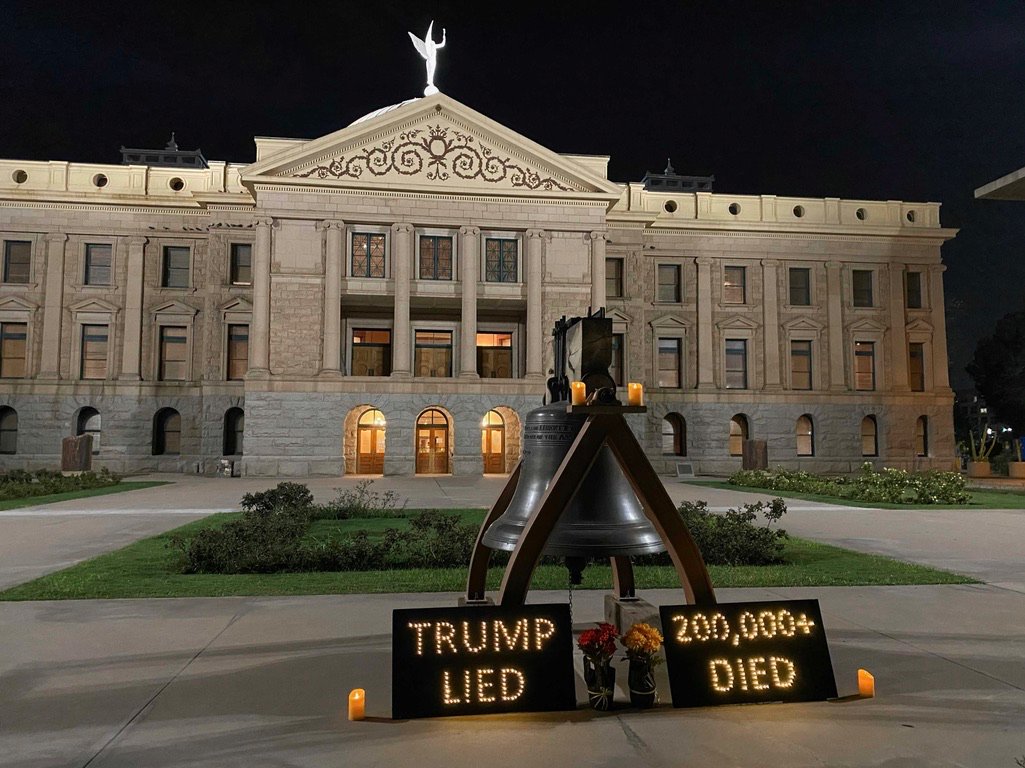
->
[408,622,432,656]
[858,668,875,698]
[461,620,488,653]
[533,618,556,650]
[748,657,769,690]
[757,611,777,638]
[769,656,796,688]
[494,618,530,652]
[434,621,457,654]
[776,609,796,637]
[500,668,525,701]
[710,659,734,692]
[477,667,497,703]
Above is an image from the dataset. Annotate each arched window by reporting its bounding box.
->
[0,406,17,454]
[662,413,687,456]
[223,408,244,456]
[152,408,181,456]
[796,415,814,456]
[729,414,749,457]
[356,408,386,474]
[76,407,101,455]
[915,416,928,457]
[861,415,878,457]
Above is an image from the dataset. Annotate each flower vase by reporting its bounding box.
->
[583,658,615,711]
[628,658,658,708]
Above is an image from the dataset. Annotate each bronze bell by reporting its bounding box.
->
[482,403,666,558]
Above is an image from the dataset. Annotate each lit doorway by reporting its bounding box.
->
[481,409,505,474]
[416,409,449,474]
[357,408,386,474]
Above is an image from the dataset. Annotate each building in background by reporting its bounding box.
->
[0,93,956,475]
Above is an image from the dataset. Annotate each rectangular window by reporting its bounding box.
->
[854,341,876,390]
[906,271,922,309]
[789,267,811,306]
[790,340,812,390]
[484,239,518,283]
[476,332,513,378]
[351,233,386,278]
[227,324,249,380]
[657,337,681,388]
[80,324,108,379]
[610,333,624,386]
[414,330,453,377]
[657,264,682,302]
[0,322,27,378]
[158,326,188,381]
[723,266,746,304]
[909,342,925,391]
[352,329,391,376]
[852,269,873,307]
[725,339,748,389]
[606,258,623,298]
[230,243,252,285]
[2,241,31,284]
[418,235,453,280]
[162,246,190,288]
[84,244,112,285]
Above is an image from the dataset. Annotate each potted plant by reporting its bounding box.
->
[578,622,618,711]
[621,622,664,708]
[967,429,996,478]
[1009,437,1025,479]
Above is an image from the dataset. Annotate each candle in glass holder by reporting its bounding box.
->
[570,381,587,405]
[348,688,366,720]
[857,669,874,698]
[627,382,644,406]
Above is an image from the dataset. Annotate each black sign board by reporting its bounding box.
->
[659,599,837,708]
[392,603,575,719]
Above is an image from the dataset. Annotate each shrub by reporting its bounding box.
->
[240,482,314,517]
[316,479,405,519]
[0,468,121,501]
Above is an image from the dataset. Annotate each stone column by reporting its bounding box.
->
[250,216,273,374]
[320,220,345,376]
[696,256,714,389]
[391,223,413,378]
[761,259,782,390]
[38,233,68,379]
[589,230,607,311]
[825,262,846,390]
[459,226,480,378]
[888,264,910,391]
[929,264,950,389]
[525,229,545,379]
[119,236,147,380]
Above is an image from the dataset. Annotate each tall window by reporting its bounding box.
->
[223,407,244,455]
[909,342,925,391]
[230,243,252,285]
[852,269,873,307]
[0,323,27,378]
[657,264,681,302]
[2,241,31,284]
[725,339,748,389]
[915,416,929,457]
[352,329,391,376]
[351,233,385,278]
[77,407,101,454]
[906,271,923,309]
[227,324,249,380]
[723,266,746,304]
[80,324,109,380]
[84,244,112,285]
[419,235,453,280]
[162,246,190,288]
[609,333,624,386]
[729,415,749,457]
[663,413,687,456]
[790,340,812,390]
[796,415,814,456]
[854,341,876,390]
[414,330,453,377]
[657,337,681,388]
[158,326,188,381]
[0,406,17,454]
[484,238,517,282]
[789,267,811,305]
[861,415,879,457]
[152,408,181,456]
[606,258,624,298]
[476,332,513,378]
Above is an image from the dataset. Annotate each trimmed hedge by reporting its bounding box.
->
[0,468,121,501]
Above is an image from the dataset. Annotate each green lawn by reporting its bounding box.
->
[0,509,973,601]
[0,481,169,511]
[683,480,1025,510]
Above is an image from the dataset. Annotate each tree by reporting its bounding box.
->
[966,310,1025,435]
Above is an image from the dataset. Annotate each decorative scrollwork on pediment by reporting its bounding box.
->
[295,124,573,191]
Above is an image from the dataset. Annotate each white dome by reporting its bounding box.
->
[348,98,421,127]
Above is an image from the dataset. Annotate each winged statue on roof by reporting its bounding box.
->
[408,21,446,96]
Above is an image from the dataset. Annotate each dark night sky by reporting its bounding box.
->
[2,0,1024,388]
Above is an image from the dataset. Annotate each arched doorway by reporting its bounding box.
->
[152,408,181,456]
[729,414,749,457]
[481,409,505,474]
[223,408,244,456]
[662,413,687,456]
[416,408,449,474]
[357,408,386,474]
[76,407,101,455]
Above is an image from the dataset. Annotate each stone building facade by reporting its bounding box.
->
[0,93,957,476]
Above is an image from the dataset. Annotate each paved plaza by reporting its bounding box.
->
[2,475,1024,767]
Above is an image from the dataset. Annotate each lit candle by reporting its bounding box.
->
[348,688,366,720]
[570,381,587,405]
[857,669,874,698]
[627,382,644,407]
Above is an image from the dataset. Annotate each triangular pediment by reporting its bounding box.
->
[68,298,118,314]
[607,308,633,325]
[0,295,37,312]
[243,93,621,199]
[905,318,933,333]
[715,315,760,331]
[782,315,824,333]
[219,297,253,313]
[848,317,887,333]
[650,314,691,330]
[151,300,199,317]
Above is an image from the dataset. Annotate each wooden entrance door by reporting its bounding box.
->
[481,409,505,474]
[416,409,449,474]
[356,409,386,474]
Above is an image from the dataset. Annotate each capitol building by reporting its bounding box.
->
[0,91,956,476]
